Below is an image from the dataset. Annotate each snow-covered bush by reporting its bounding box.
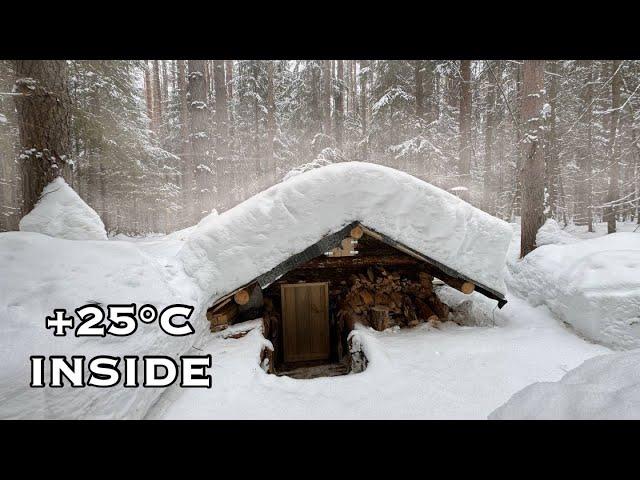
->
[490,350,640,419]
[508,232,640,350]
[19,177,107,241]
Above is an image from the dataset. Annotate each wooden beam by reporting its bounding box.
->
[298,254,420,269]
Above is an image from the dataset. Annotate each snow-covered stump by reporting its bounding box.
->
[348,332,368,374]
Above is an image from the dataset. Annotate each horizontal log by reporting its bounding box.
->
[298,255,420,269]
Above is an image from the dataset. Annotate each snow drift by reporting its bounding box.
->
[508,231,640,350]
[0,231,201,419]
[490,350,640,419]
[179,162,513,305]
[19,177,107,241]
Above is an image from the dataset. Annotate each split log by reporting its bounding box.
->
[427,293,449,320]
[415,298,439,323]
[370,306,390,331]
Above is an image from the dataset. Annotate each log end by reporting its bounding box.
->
[234,289,250,305]
[350,225,364,239]
[461,282,475,295]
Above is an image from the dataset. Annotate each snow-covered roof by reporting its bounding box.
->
[179,162,513,304]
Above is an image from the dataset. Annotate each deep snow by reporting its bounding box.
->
[507,220,640,350]
[148,293,609,419]
[179,162,513,307]
[2,168,638,419]
[19,177,108,241]
[490,349,640,419]
[0,230,201,419]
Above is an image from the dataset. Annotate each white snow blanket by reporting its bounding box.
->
[508,230,640,350]
[535,219,580,246]
[149,296,609,419]
[180,162,513,304]
[490,350,640,419]
[19,177,107,241]
[0,231,201,419]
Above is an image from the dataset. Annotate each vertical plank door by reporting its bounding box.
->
[281,282,330,363]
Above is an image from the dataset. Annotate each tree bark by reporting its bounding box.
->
[604,60,622,234]
[520,60,546,258]
[323,60,332,139]
[266,61,276,166]
[14,60,72,216]
[545,61,560,219]
[335,60,344,148]
[152,60,163,133]
[187,60,213,219]
[414,61,424,117]
[213,60,228,145]
[359,60,369,159]
[144,61,154,127]
[483,61,498,214]
[458,60,472,203]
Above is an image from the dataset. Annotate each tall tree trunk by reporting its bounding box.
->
[266,61,276,168]
[152,60,163,133]
[311,61,321,136]
[359,59,369,159]
[177,60,189,154]
[162,60,169,103]
[213,60,228,148]
[224,60,234,139]
[604,60,622,234]
[323,60,332,140]
[14,60,72,216]
[335,59,344,148]
[414,60,424,117]
[520,60,546,258]
[458,60,472,203]
[483,61,498,214]
[144,61,154,126]
[545,60,560,219]
[577,60,594,231]
[187,60,213,219]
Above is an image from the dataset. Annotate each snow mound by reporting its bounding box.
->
[508,232,640,350]
[180,162,513,304]
[490,350,640,419]
[19,177,107,241]
[536,218,579,246]
[0,231,201,419]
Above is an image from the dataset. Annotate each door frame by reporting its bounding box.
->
[280,282,330,364]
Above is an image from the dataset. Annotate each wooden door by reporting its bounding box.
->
[281,282,330,363]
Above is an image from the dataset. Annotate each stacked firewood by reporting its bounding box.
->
[337,267,449,331]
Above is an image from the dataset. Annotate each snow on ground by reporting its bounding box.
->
[19,177,108,241]
[506,220,640,351]
[0,230,201,419]
[490,349,640,419]
[179,162,513,307]
[148,293,609,420]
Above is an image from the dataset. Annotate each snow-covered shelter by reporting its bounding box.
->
[179,162,513,373]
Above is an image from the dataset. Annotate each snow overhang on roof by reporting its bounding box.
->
[179,162,513,306]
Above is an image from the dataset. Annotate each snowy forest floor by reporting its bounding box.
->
[125,221,634,420]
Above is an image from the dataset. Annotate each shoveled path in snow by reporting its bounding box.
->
[147,295,609,419]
